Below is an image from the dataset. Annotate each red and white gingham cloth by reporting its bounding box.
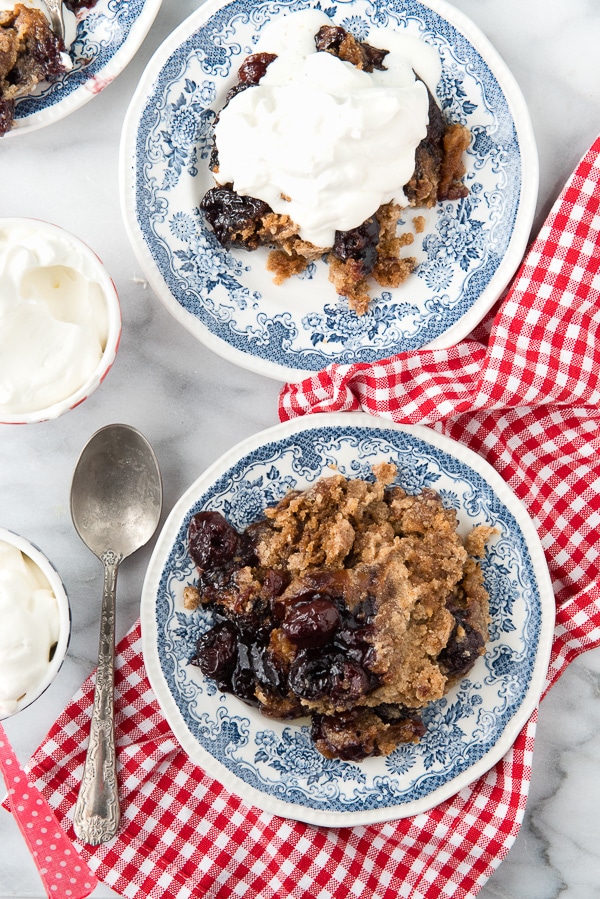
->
[12,137,600,899]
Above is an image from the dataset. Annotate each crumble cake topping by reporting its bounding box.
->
[0,3,67,135]
[185,465,494,761]
[0,0,99,136]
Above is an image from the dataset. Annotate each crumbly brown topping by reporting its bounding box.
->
[188,466,494,760]
[438,123,471,201]
[253,474,486,713]
[0,4,66,136]
[413,215,426,234]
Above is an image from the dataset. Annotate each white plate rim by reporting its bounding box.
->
[140,411,555,826]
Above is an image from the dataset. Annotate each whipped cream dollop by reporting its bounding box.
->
[0,223,109,415]
[214,10,442,247]
[0,539,60,717]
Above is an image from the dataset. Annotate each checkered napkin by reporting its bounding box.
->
[11,139,600,899]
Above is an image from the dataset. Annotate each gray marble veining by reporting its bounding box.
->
[2,0,600,896]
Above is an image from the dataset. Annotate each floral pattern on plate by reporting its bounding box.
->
[121,0,537,381]
[10,0,162,135]
[141,413,554,826]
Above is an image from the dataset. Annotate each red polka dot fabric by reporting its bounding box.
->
[0,722,97,899]
[10,139,600,899]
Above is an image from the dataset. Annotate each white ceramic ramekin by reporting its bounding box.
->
[0,526,71,718]
[0,217,121,424]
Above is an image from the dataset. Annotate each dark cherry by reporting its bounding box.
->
[359,42,389,72]
[200,186,271,249]
[65,0,97,9]
[237,52,278,84]
[405,717,427,740]
[262,569,290,603]
[289,650,372,702]
[314,25,346,53]
[335,624,376,667]
[279,572,355,609]
[404,84,445,205]
[232,600,274,645]
[332,216,380,276]
[249,643,285,694]
[288,650,335,701]
[30,29,65,74]
[282,596,341,648]
[332,659,373,702]
[195,564,238,607]
[311,711,371,762]
[195,616,283,703]
[230,642,259,705]
[438,615,485,677]
[195,621,238,685]
[314,24,388,73]
[189,511,239,571]
[312,706,426,761]
[375,704,427,740]
[335,593,378,663]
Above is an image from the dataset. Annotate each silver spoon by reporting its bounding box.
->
[42,0,65,42]
[70,424,162,845]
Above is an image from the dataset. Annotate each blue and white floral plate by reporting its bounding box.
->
[7,0,162,136]
[120,0,538,382]
[140,412,554,826]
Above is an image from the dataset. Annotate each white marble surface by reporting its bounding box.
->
[1,1,600,896]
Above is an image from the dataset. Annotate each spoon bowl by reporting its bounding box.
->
[70,423,162,845]
[71,424,162,562]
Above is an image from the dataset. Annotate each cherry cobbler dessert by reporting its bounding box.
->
[0,0,98,136]
[184,464,494,761]
[200,10,470,315]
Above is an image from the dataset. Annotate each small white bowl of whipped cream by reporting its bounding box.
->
[0,218,121,423]
[0,527,70,719]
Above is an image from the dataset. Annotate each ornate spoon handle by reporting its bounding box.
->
[42,0,65,40]
[73,553,121,845]
[0,722,98,898]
